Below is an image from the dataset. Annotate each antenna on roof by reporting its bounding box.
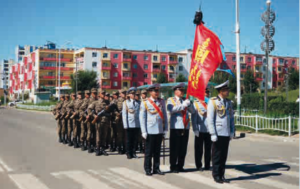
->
[156,45,158,52]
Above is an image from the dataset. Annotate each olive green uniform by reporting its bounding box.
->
[53,101,63,142]
[72,98,83,147]
[79,97,89,148]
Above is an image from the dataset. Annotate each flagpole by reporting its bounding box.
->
[236,0,241,117]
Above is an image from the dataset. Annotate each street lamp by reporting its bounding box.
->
[261,0,275,114]
[57,41,71,101]
[235,0,242,118]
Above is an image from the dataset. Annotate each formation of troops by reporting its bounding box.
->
[52,81,235,184]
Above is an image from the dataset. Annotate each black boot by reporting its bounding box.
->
[68,139,73,146]
[73,139,78,148]
[102,148,109,156]
[95,148,102,156]
[58,137,63,143]
[88,144,94,153]
[81,142,87,151]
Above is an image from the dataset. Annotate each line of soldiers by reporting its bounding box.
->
[52,81,235,183]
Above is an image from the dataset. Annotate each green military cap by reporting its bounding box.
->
[141,89,147,94]
[135,90,141,95]
[85,90,90,94]
[77,90,83,94]
[65,94,70,97]
[112,91,119,95]
[60,94,65,98]
[105,92,110,96]
[101,90,106,94]
[71,92,76,96]
[91,88,97,93]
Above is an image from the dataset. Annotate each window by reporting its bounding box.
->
[113,54,118,59]
[241,74,244,78]
[284,60,288,64]
[113,63,118,68]
[256,73,260,77]
[247,57,252,62]
[92,62,97,68]
[144,82,148,85]
[169,66,174,71]
[92,52,97,57]
[114,72,118,77]
[162,65,166,70]
[179,66,183,71]
[233,65,236,69]
[256,57,262,62]
[162,56,166,61]
[153,74,158,78]
[61,63,66,67]
[278,82,281,86]
[124,63,128,69]
[123,82,128,88]
[255,66,259,71]
[292,60,296,65]
[113,81,118,87]
[133,82,137,87]
[178,57,183,63]
[133,64,137,69]
[169,73,175,78]
[123,72,130,77]
[144,73,148,78]
[144,55,148,60]
[103,72,109,77]
[48,81,54,85]
[262,82,265,87]
[103,62,109,67]
[133,73,137,78]
[48,72,54,76]
[153,56,158,61]
[278,67,282,71]
[144,64,148,69]
[103,81,109,86]
[247,66,251,70]
[263,66,266,71]
[240,57,244,62]
[279,58,284,64]
[133,55,137,60]
[263,59,266,63]
[232,57,236,61]
[241,65,246,69]
[103,53,108,58]
[169,56,175,61]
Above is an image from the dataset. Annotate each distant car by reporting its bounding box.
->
[8,100,25,107]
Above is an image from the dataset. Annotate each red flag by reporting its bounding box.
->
[187,24,224,100]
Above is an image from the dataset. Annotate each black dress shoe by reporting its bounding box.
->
[127,154,132,159]
[95,149,102,156]
[214,177,223,184]
[204,167,210,171]
[88,147,94,153]
[58,138,63,143]
[102,150,109,156]
[170,169,179,173]
[153,169,164,175]
[177,168,185,172]
[81,145,87,151]
[145,171,152,176]
[197,167,204,172]
[132,154,139,159]
[68,141,73,146]
[222,177,230,183]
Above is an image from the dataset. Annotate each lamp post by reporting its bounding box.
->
[261,0,275,114]
[57,41,71,101]
[235,0,241,117]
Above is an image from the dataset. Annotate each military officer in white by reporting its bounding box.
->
[140,84,168,176]
[192,88,212,171]
[167,83,195,173]
[207,80,235,184]
[122,87,140,159]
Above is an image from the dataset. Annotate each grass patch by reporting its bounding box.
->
[16,107,51,112]
[268,89,299,102]
[23,102,57,106]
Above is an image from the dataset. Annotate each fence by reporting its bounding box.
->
[234,115,299,136]
[16,104,55,111]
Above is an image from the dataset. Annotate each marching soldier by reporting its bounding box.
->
[71,91,84,148]
[167,83,194,173]
[141,89,147,101]
[53,95,65,143]
[65,93,76,146]
[207,80,235,184]
[122,87,140,159]
[135,91,143,153]
[140,84,168,176]
[192,88,211,171]
[104,92,112,149]
[116,89,126,154]
[110,91,120,152]
[86,88,98,153]
[60,94,70,144]
[79,90,90,151]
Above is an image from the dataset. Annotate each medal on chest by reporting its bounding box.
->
[217,102,226,118]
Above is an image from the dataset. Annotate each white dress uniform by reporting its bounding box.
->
[206,80,235,183]
[192,99,212,170]
[166,83,195,172]
[139,84,168,175]
[122,87,140,159]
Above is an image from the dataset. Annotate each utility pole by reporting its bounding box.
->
[235,0,241,117]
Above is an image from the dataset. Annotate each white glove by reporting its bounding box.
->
[194,131,199,137]
[211,135,218,142]
[163,131,168,138]
[182,100,190,108]
[142,133,147,139]
[230,133,234,140]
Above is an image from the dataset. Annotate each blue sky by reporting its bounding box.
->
[0,0,299,61]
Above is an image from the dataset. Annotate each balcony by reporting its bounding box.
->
[102,75,110,80]
[152,77,157,81]
[122,66,131,71]
[255,61,263,65]
[168,69,175,73]
[40,67,73,71]
[122,73,132,81]
[278,77,284,81]
[169,60,178,64]
[41,57,72,62]
[277,68,283,73]
[123,57,132,62]
[256,77,263,81]
[75,57,84,62]
[153,68,161,72]
[40,76,55,79]
[169,78,175,82]
[102,66,111,70]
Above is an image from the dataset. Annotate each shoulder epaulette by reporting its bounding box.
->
[211,97,218,100]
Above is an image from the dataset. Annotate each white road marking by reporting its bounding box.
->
[0,166,4,172]
[9,174,49,189]
[264,159,299,167]
[227,160,299,178]
[88,169,141,188]
[226,168,298,189]
[51,170,113,189]
[0,157,13,172]
[110,167,181,189]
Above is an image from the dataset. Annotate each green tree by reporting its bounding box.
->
[176,73,187,82]
[243,70,258,93]
[156,73,167,83]
[70,70,99,92]
[210,71,236,93]
[288,69,299,90]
